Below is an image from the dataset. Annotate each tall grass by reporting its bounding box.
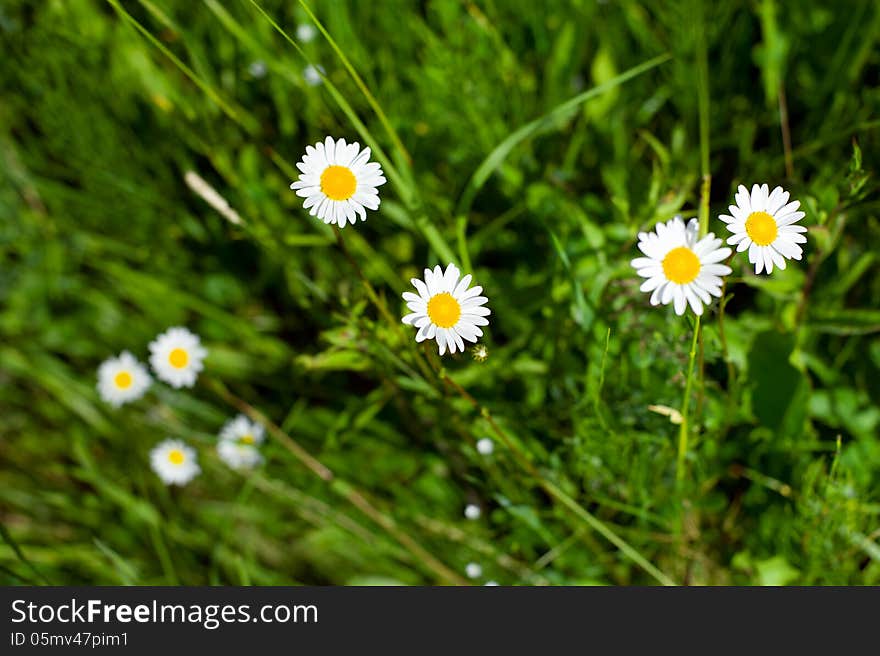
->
[1,0,879,586]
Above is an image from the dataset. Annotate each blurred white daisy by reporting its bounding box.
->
[465,562,483,579]
[217,414,265,471]
[219,414,265,446]
[150,439,200,486]
[464,503,481,520]
[248,60,267,78]
[303,64,324,86]
[296,23,316,43]
[476,438,494,455]
[631,216,732,316]
[720,183,807,274]
[290,136,386,228]
[148,327,207,389]
[97,351,151,407]
[402,263,491,355]
[484,581,499,586]
[218,442,263,471]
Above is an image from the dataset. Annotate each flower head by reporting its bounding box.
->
[218,442,263,471]
[631,216,732,316]
[150,439,200,486]
[148,327,207,389]
[720,183,807,274]
[219,414,265,446]
[402,264,491,355]
[476,438,494,455]
[97,351,151,407]
[290,137,386,228]
[217,414,265,471]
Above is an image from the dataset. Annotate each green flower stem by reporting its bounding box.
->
[442,374,676,586]
[676,316,701,487]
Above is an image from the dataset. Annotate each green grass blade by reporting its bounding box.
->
[456,53,671,217]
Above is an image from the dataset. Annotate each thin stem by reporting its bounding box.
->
[778,83,795,178]
[442,374,676,586]
[297,0,412,166]
[716,274,738,433]
[207,378,466,585]
[676,316,701,486]
[694,0,711,238]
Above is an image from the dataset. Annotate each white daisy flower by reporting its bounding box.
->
[464,503,481,520]
[720,183,807,274]
[150,439,200,486]
[96,351,151,407]
[290,136,386,228]
[296,23,316,43]
[476,438,494,455]
[401,263,491,356]
[148,327,208,389]
[465,562,483,579]
[219,414,265,446]
[484,581,499,586]
[631,216,732,316]
[218,441,263,471]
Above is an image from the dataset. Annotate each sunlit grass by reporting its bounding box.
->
[1,0,879,586]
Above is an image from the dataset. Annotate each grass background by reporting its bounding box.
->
[1,0,879,586]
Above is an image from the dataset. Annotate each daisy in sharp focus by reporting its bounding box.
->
[150,439,200,486]
[148,327,207,388]
[290,136,386,228]
[402,263,490,356]
[631,216,732,316]
[720,183,807,274]
[97,351,151,407]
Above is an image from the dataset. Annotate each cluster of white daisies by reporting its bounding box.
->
[97,327,266,485]
[291,137,808,345]
[632,183,807,316]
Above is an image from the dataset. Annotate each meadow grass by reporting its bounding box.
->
[1,0,879,585]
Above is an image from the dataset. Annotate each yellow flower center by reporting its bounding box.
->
[168,348,189,369]
[320,165,357,201]
[745,211,778,246]
[114,371,132,389]
[426,292,462,328]
[241,434,255,445]
[662,246,701,285]
[167,449,185,465]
